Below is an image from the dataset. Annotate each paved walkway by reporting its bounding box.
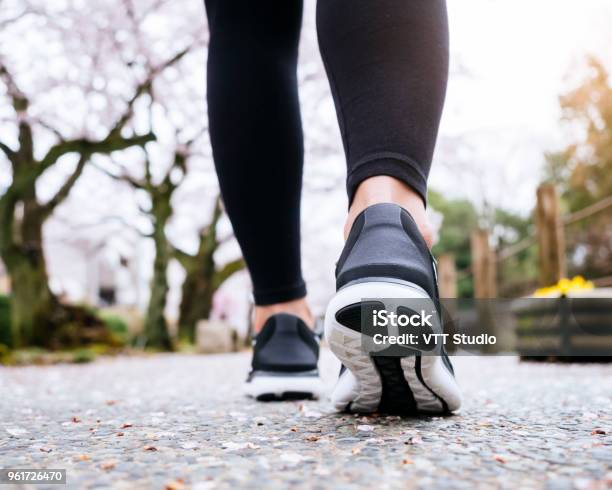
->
[1,351,611,489]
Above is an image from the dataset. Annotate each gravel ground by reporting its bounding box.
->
[1,351,611,490]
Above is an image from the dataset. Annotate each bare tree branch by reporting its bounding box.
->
[51,213,153,239]
[0,141,16,163]
[107,78,153,139]
[40,153,88,217]
[92,161,146,190]
[0,58,28,113]
[38,132,154,176]
[181,125,207,148]
[108,45,195,140]
[165,150,187,190]
[0,59,33,169]
[31,117,66,142]
[143,149,153,186]
[28,42,199,179]
[0,8,30,29]
[31,42,197,180]
[172,197,224,270]
[208,195,223,232]
[122,0,155,70]
[154,45,194,75]
[213,258,246,290]
[171,245,196,269]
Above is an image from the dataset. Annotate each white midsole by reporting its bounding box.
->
[243,374,325,399]
[324,280,462,413]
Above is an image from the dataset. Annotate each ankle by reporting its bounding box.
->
[253,298,314,333]
[345,176,433,247]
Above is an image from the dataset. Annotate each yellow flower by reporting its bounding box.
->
[533,276,594,297]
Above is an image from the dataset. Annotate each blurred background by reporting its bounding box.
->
[1,0,611,361]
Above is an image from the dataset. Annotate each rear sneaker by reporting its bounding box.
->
[244,313,325,401]
[324,203,462,415]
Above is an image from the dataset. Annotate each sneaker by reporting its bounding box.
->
[324,203,462,414]
[244,313,325,401]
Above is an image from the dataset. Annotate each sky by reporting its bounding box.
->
[436,0,612,211]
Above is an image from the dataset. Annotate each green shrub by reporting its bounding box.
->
[0,295,11,348]
[100,313,129,345]
[9,347,48,365]
[0,343,10,365]
[71,348,97,363]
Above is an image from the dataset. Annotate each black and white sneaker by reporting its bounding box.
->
[324,203,462,414]
[244,313,325,401]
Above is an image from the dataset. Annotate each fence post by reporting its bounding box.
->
[535,184,566,287]
[437,254,457,298]
[470,228,498,353]
[471,229,497,298]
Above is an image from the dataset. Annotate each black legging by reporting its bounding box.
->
[205,0,449,305]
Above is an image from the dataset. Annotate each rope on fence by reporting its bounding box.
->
[495,194,612,263]
[593,275,612,287]
[452,193,612,282]
[496,235,536,262]
[456,267,472,281]
[562,195,612,226]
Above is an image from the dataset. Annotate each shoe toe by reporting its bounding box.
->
[330,370,360,412]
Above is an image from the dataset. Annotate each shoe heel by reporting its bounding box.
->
[325,279,462,414]
[325,279,436,352]
[324,280,427,412]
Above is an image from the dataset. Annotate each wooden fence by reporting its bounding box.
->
[437,184,612,298]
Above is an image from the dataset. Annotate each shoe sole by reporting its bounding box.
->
[243,372,325,402]
[324,280,462,414]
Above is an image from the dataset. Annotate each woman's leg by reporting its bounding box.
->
[316,0,449,241]
[205,0,312,329]
[318,0,461,415]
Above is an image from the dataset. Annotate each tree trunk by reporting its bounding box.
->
[0,173,60,348]
[143,244,172,350]
[4,250,56,348]
[142,190,173,350]
[177,265,214,343]
[1,54,156,349]
[177,254,244,344]
[176,200,221,344]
